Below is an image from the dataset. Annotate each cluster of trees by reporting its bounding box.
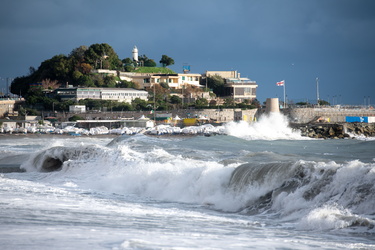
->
[123,54,174,71]
[10,43,175,99]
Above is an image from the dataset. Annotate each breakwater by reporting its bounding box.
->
[292,123,375,139]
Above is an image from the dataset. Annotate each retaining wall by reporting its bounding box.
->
[285,107,375,123]
[52,108,259,124]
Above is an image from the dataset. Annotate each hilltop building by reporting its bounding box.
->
[121,72,201,89]
[95,69,202,90]
[205,70,258,102]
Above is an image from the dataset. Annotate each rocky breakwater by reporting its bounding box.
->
[293,123,375,139]
[345,123,375,137]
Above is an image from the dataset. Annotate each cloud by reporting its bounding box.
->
[0,0,374,104]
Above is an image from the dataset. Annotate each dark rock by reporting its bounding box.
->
[292,122,375,139]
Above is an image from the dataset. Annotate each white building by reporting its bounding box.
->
[69,105,86,113]
[55,87,148,103]
[101,88,148,102]
[119,72,202,89]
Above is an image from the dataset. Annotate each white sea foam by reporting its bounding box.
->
[297,204,375,231]
[347,132,375,141]
[224,112,306,140]
[2,133,375,249]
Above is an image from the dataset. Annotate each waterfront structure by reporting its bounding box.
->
[205,70,258,102]
[52,87,148,103]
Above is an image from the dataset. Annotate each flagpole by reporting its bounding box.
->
[283,81,286,108]
[276,80,286,108]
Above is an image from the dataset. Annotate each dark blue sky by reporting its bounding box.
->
[1,0,374,105]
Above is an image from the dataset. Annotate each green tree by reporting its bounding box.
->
[103,75,117,87]
[296,102,309,106]
[10,76,31,97]
[195,97,208,108]
[72,70,83,81]
[69,115,84,121]
[170,95,182,105]
[159,55,175,67]
[112,102,133,111]
[69,45,88,72]
[90,74,105,87]
[207,75,225,96]
[53,100,75,111]
[122,58,135,72]
[132,98,148,110]
[117,80,139,89]
[79,99,103,110]
[318,100,330,106]
[79,75,95,87]
[147,84,170,108]
[84,43,122,70]
[139,55,157,67]
[69,46,87,64]
[38,55,72,82]
[160,82,169,89]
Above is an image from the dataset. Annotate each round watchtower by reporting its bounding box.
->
[265,98,280,113]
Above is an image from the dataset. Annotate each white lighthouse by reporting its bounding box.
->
[132,46,138,61]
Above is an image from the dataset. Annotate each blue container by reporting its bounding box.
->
[345,116,369,123]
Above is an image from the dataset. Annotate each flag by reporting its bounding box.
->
[276,80,285,86]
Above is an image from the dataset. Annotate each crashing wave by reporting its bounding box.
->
[228,160,375,229]
[21,145,107,172]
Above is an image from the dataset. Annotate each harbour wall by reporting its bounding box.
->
[4,104,374,128]
[51,108,259,124]
[283,107,375,123]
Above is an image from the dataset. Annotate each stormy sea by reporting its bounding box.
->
[0,113,374,249]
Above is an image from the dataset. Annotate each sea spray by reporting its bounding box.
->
[59,144,239,209]
[297,204,375,231]
[224,112,305,140]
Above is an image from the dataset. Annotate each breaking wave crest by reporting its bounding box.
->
[229,160,375,230]
[225,113,305,140]
[21,145,108,172]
